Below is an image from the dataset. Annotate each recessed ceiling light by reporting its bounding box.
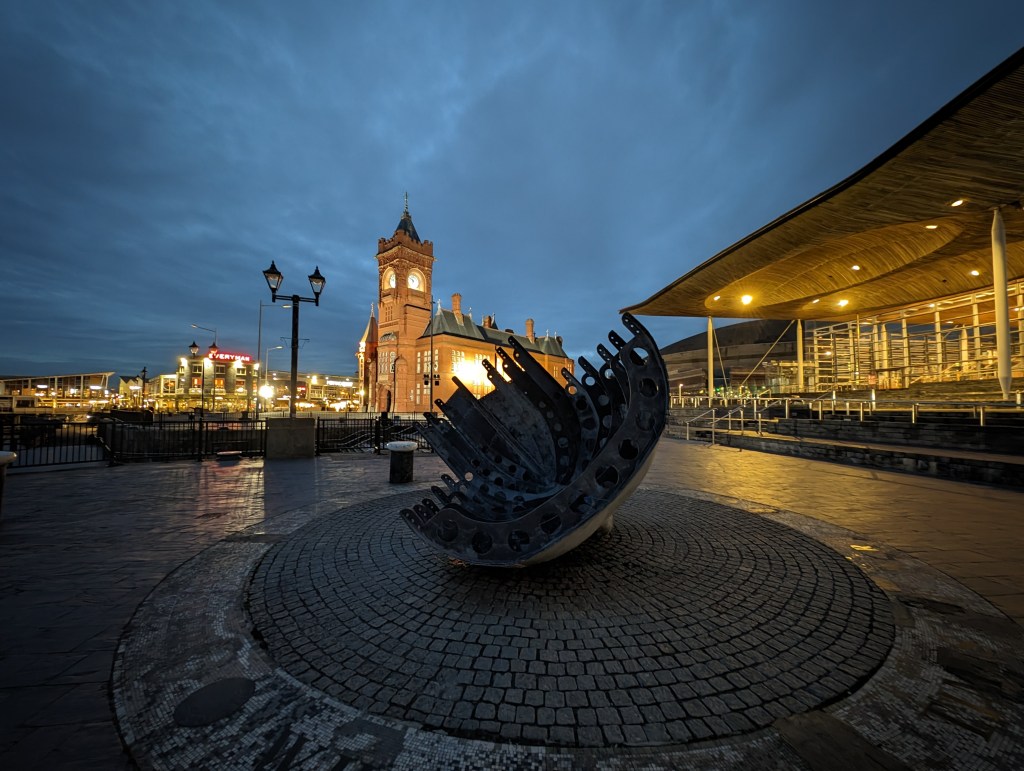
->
[851,265,861,271]
[837,299,849,307]
[811,298,820,304]
[950,198,965,207]
[925,224,939,230]
[740,294,753,305]
[970,269,980,276]
[928,303,936,308]
[712,295,721,301]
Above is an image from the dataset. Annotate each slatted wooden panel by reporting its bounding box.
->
[626,47,1024,322]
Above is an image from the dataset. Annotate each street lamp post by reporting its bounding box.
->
[261,345,284,412]
[189,339,216,462]
[254,302,290,415]
[189,339,219,415]
[191,324,218,413]
[262,262,326,419]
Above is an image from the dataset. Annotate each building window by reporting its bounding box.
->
[451,350,464,373]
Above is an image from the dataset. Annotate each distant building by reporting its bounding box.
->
[0,372,116,412]
[661,320,798,399]
[358,204,574,413]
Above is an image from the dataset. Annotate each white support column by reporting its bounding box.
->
[852,317,861,385]
[972,301,982,357]
[796,319,804,393]
[870,322,880,373]
[1016,286,1024,354]
[707,316,714,399]
[992,208,1012,400]
[934,310,944,373]
[901,315,909,370]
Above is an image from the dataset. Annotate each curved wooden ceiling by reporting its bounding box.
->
[624,47,1024,321]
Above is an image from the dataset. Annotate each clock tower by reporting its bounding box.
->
[373,199,435,412]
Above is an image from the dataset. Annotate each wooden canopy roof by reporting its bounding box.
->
[624,47,1024,322]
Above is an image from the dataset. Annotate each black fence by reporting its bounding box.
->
[2,412,435,470]
[315,413,433,453]
[1,416,107,469]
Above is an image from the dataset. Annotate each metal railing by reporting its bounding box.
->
[2,412,440,470]
[683,405,749,445]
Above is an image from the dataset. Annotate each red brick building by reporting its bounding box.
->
[357,205,574,413]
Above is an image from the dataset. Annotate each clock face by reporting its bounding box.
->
[386,271,396,289]
[407,273,421,290]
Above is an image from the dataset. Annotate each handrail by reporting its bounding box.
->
[672,391,1023,432]
[683,405,749,444]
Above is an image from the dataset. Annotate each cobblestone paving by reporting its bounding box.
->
[114,480,1024,769]
[248,490,894,747]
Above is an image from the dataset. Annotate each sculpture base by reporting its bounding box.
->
[264,418,315,459]
[248,489,894,747]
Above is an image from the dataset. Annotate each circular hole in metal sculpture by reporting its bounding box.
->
[595,466,619,488]
[629,346,650,366]
[639,377,658,397]
[619,439,639,460]
[583,375,595,387]
[508,530,530,552]
[575,396,588,411]
[540,513,561,534]
[567,384,577,395]
[602,368,615,380]
[464,471,475,482]
[471,531,493,554]
[598,394,610,407]
[557,437,569,449]
[439,520,458,543]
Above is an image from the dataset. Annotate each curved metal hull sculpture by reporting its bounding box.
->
[400,312,668,567]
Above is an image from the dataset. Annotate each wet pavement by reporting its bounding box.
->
[1,439,1022,769]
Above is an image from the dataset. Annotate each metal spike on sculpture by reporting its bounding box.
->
[399,312,669,567]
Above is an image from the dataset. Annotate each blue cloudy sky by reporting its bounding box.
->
[3,0,1023,378]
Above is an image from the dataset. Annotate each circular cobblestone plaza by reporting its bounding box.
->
[247,489,895,747]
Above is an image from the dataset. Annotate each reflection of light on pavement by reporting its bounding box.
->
[850,544,877,551]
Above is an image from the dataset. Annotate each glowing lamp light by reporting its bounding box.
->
[811,298,820,304]
[258,384,275,399]
[950,198,965,207]
[851,265,861,271]
[970,269,980,276]
[712,295,721,301]
[837,299,849,308]
[740,294,753,305]
[925,224,938,230]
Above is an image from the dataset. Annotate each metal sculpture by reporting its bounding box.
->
[400,312,668,567]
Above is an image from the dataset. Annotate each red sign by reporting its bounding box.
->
[208,351,252,362]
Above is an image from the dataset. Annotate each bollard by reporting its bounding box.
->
[0,451,17,523]
[385,440,417,483]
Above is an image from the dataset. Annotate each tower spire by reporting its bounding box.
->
[404,191,409,215]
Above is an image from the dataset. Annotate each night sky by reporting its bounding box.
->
[3,1,1023,379]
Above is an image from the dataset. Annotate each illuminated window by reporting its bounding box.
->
[451,350,465,373]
